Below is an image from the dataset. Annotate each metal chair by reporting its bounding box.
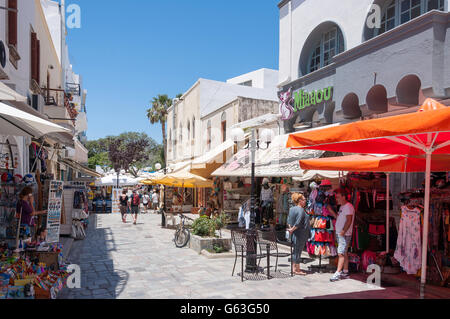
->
[231,229,265,282]
[257,228,293,276]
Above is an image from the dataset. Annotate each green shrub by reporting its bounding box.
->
[191,216,217,237]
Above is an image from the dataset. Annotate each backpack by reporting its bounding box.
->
[132,194,139,206]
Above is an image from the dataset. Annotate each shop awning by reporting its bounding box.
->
[0,83,27,102]
[60,158,102,178]
[153,169,213,188]
[0,102,70,138]
[192,139,235,167]
[95,174,139,186]
[169,160,192,173]
[212,134,343,179]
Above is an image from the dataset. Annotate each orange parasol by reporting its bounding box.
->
[287,98,450,290]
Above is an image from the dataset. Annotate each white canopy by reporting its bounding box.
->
[212,134,345,179]
[95,174,139,186]
[0,83,27,102]
[0,102,70,138]
[192,139,235,167]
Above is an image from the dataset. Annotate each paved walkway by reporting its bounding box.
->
[58,213,449,299]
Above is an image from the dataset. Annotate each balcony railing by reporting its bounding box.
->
[41,87,64,106]
[41,87,79,125]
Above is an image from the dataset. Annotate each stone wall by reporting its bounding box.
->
[238,97,279,123]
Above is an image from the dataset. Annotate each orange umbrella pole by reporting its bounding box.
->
[386,173,390,253]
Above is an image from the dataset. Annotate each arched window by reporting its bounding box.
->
[187,121,191,142]
[192,117,195,139]
[307,28,344,74]
[300,22,345,76]
[179,124,183,142]
[221,112,227,143]
[169,129,172,151]
[376,0,445,36]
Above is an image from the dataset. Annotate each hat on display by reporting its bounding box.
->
[23,174,35,185]
[6,173,13,183]
[262,178,270,185]
[309,181,319,189]
[1,173,8,183]
[14,174,22,184]
[320,179,332,187]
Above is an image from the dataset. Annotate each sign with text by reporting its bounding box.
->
[279,86,334,121]
[111,187,122,214]
[46,181,64,243]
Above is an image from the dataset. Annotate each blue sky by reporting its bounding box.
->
[64,0,280,143]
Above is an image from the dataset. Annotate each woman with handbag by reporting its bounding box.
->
[287,193,310,276]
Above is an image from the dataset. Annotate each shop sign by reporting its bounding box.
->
[111,187,122,214]
[279,86,333,121]
[46,181,64,243]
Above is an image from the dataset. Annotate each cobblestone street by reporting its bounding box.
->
[58,213,448,299]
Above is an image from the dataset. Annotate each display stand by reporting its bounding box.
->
[60,181,87,236]
[308,255,327,273]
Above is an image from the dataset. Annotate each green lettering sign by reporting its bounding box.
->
[292,86,333,114]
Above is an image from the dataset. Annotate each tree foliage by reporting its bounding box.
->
[86,132,163,174]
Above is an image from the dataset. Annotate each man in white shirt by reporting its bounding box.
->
[152,191,159,211]
[142,192,150,213]
[327,188,355,282]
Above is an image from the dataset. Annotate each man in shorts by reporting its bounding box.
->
[152,190,159,211]
[142,192,150,213]
[327,188,355,282]
[130,190,141,225]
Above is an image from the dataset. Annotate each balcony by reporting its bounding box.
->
[42,88,79,127]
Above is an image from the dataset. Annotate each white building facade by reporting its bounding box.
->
[278,0,449,132]
[0,0,90,180]
[167,69,280,167]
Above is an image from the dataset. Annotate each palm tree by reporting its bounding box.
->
[147,94,173,167]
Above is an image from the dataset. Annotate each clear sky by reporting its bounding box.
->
[64,0,280,144]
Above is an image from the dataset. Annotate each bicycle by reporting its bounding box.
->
[174,214,193,248]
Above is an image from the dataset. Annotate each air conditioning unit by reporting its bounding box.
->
[0,40,10,80]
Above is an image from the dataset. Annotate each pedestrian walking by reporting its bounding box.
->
[152,190,159,212]
[142,192,150,213]
[287,193,310,276]
[130,190,141,225]
[119,190,129,223]
[326,188,355,282]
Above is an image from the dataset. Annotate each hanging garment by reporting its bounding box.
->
[394,206,422,275]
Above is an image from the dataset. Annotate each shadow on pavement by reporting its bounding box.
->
[58,213,130,299]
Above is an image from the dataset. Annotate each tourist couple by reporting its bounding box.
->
[118,189,160,225]
[287,189,354,281]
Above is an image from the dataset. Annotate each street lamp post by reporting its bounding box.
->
[155,163,166,228]
[232,127,273,273]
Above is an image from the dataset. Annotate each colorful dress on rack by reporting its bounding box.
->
[394,206,422,275]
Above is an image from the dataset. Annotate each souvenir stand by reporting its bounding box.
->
[60,181,89,239]
[0,176,70,299]
[288,100,450,290]
[306,179,339,272]
[211,133,342,234]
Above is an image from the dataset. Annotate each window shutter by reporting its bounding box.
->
[36,39,40,83]
[31,32,37,82]
[8,0,18,46]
